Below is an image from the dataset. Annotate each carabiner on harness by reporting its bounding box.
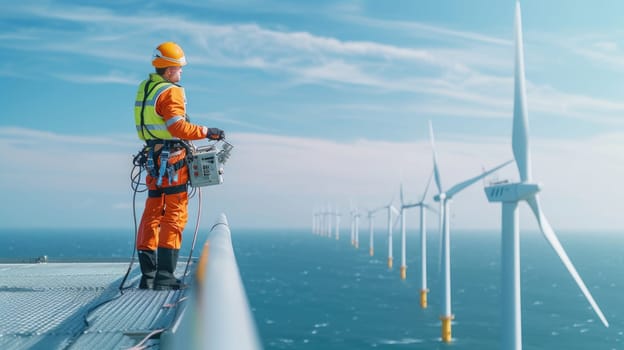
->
[157,146,170,187]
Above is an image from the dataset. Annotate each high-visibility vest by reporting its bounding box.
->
[134,74,182,141]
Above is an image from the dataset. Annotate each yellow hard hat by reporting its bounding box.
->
[152,42,187,68]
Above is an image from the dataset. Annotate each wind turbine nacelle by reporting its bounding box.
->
[484,182,540,203]
[433,193,445,202]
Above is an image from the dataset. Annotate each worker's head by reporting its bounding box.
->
[152,42,186,83]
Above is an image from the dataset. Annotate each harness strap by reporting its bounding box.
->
[146,147,158,178]
[148,184,188,197]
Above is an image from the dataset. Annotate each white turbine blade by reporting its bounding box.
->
[446,160,513,198]
[526,195,609,327]
[400,183,405,206]
[420,169,434,203]
[428,121,443,193]
[392,212,401,230]
[391,205,400,216]
[512,1,531,182]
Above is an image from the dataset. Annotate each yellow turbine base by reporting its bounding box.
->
[369,248,374,256]
[440,315,454,343]
[387,257,393,269]
[420,289,429,308]
[400,266,406,280]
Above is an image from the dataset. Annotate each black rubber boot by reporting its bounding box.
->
[154,247,185,290]
[138,250,157,289]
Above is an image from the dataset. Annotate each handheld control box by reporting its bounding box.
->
[188,141,233,187]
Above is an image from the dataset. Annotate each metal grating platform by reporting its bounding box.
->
[0,262,191,350]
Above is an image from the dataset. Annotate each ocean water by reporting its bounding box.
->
[1,227,623,349]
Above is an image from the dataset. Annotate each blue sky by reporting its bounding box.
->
[1,0,623,231]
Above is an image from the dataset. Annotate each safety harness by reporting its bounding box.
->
[135,76,192,194]
[144,140,188,190]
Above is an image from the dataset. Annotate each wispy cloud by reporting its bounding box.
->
[4,1,624,131]
[547,32,624,71]
[52,71,139,85]
[528,82,624,125]
[340,13,512,47]
[2,127,624,229]
[192,112,276,132]
[0,126,136,149]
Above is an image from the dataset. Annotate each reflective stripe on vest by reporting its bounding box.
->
[134,74,182,141]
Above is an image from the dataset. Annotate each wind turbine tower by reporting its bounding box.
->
[334,210,341,240]
[325,204,333,238]
[350,208,355,246]
[349,202,361,248]
[429,121,512,343]
[367,206,384,256]
[397,173,434,309]
[397,183,424,280]
[484,3,609,349]
[354,209,361,249]
[383,200,399,269]
[367,210,375,256]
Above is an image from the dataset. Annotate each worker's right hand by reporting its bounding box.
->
[206,128,225,140]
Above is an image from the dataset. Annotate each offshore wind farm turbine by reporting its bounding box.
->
[334,209,341,240]
[398,186,409,280]
[349,202,361,248]
[367,206,385,256]
[429,121,513,343]
[398,172,435,308]
[397,176,431,281]
[484,3,609,349]
[325,204,333,238]
[329,204,341,239]
[382,200,400,269]
[313,207,324,236]
[318,205,330,237]
[348,201,354,245]
[353,208,361,249]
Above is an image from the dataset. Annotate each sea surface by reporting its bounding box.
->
[0,227,623,350]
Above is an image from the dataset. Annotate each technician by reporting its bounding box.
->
[134,41,224,290]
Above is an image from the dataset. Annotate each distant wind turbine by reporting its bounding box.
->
[398,185,409,279]
[348,201,354,245]
[484,3,609,349]
[325,204,333,238]
[429,121,513,343]
[367,206,385,256]
[349,202,361,248]
[398,172,435,308]
[382,199,400,269]
[334,209,341,241]
[399,177,431,279]
[354,208,361,249]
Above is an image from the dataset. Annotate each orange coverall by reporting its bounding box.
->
[137,86,207,251]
